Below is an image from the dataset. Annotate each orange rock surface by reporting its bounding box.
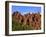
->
[12,11,41,30]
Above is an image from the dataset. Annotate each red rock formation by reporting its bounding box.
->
[12,11,41,30]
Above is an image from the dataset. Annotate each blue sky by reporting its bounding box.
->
[12,6,41,15]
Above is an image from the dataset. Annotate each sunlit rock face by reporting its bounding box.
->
[12,11,41,30]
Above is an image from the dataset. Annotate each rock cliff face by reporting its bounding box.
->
[12,11,41,30]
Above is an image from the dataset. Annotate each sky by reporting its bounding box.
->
[12,6,41,15]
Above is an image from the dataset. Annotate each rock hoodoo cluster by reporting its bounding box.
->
[12,11,41,30]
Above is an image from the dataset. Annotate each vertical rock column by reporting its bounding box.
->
[22,16,27,26]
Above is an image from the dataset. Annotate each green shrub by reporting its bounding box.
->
[12,20,33,31]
